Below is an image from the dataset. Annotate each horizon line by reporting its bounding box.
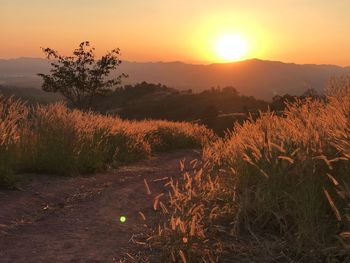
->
[0,56,349,68]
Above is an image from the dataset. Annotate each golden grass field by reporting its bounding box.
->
[2,77,350,262]
[0,99,213,187]
[149,77,350,262]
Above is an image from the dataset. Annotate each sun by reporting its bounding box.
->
[215,34,248,62]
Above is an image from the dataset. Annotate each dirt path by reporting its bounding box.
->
[0,150,200,263]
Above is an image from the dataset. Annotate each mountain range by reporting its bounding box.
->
[0,57,349,100]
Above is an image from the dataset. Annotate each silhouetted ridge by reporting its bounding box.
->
[1,58,350,99]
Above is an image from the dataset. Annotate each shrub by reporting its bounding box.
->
[145,121,214,152]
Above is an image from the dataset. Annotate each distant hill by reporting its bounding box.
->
[0,57,349,100]
[0,85,62,104]
[91,82,269,135]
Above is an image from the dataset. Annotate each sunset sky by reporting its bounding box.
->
[1,0,350,65]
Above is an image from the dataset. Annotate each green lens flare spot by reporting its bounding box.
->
[120,216,126,223]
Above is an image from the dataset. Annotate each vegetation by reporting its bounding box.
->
[0,85,62,105]
[0,97,213,188]
[271,88,323,111]
[92,82,269,134]
[38,41,127,109]
[0,82,269,134]
[148,77,350,262]
[0,98,28,187]
[2,83,322,136]
[3,71,349,261]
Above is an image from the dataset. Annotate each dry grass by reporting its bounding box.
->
[0,99,213,186]
[0,97,28,187]
[149,77,350,262]
[3,76,350,261]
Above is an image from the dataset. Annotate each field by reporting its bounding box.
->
[0,99,213,187]
[148,77,350,262]
[1,77,350,262]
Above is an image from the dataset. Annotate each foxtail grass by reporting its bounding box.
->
[0,100,213,186]
[150,77,350,262]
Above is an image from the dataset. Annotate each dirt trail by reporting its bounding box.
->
[0,150,200,263]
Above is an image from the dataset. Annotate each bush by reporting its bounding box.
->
[145,121,214,152]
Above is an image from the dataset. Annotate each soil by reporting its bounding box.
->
[0,150,200,263]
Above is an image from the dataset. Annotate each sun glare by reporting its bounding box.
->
[215,34,248,62]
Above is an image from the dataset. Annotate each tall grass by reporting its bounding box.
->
[0,97,28,186]
[0,100,213,186]
[151,77,350,262]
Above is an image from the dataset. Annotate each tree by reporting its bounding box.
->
[222,86,239,96]
[38,41,127,109]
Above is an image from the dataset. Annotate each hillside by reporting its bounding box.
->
[1,77,350,262]
[91,82,269,134]
[0,85,62,104]
[1,58,349,100]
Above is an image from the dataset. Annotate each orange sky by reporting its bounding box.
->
[1,0,350,65]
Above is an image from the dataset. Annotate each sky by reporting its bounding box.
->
[1,0,350,65]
